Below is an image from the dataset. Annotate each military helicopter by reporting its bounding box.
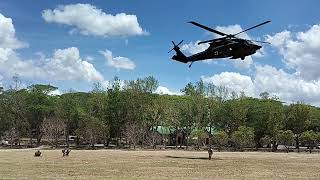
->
[168,20,271,67]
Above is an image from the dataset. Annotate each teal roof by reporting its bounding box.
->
[152,126,174,135]
[206,126,219,135]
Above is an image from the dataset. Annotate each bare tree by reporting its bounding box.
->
[4,127,18,148]
[145,129,162,149]
[124,122,142,149]
[78,117,107,148]
[41,117,66,148]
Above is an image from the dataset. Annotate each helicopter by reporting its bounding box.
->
[168,20,271,67]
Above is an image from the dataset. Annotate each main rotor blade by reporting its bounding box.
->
[188,21,227,37]
[198,37,228,45]
[233,20,271,36]
[237,38,271,44]
[211,41,237,51]
[250,40,270,44]
[198,39,215,45]
[197,37,224,45]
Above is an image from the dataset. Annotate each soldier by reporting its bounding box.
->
[208,146,213,160]
[62,147,71,156]
[34,150,41,157]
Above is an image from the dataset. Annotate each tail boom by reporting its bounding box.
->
[172,49,188,63]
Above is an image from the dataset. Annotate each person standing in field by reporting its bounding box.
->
[208,146,213,160]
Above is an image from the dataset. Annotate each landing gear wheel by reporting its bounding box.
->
[189,62,194,68]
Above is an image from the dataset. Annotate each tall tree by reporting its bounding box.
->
[26,84,57,146]
[300,130,317,153]
[218,99,248,137]
[213,130,229,151]
[231,126,255,150]
[5,89,29,146]
[285,102,312,152]
[277,130,294,152]
[87,88,109,146]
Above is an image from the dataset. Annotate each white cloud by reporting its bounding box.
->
[202,65,320,106]
[254,65,320,105]
[48,89,62,96]
[100,49,136,70]
[85,56,94,62]
[45,47,105,82]
[155,86,182,95]
[42,3,148,37]
[232,56,253,69]
[0,48,45,79]
[0,47,105,83]
[202,72,255,97]
[0,13,107,89]
[266,25,320,81]
[266,31,291,47]
[0,74,3,87]
[35,51,46,60]
[0,13,27,49]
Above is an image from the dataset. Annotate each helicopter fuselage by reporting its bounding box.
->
[186,39,261,62]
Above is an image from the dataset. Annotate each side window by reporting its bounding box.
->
[214,51,218,55]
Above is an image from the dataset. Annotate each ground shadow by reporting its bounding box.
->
[165,155,222,160]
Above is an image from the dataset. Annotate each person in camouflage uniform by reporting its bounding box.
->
[208,146,213,160]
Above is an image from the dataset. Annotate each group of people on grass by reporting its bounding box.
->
[34,147,71,157]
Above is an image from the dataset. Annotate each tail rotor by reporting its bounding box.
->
[168,40,184,53]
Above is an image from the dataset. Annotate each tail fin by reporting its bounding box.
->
[168,40,188,63]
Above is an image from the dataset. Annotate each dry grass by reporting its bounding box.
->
[0,149,320,179]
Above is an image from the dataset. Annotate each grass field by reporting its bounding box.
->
[0,149,320,179]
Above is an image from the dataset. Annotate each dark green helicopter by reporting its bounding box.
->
[168,20,271,67]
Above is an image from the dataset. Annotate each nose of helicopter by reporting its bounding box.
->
[255,45,262,49]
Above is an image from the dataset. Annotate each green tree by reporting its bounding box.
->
[26,84,57,146]
[277,130,294,152]
[285,102,312,152]
[259,92,269,99]
[191,128,207,149]
[5,89,29,147]
[56,92,84,146]
[76,115,107,148]
[164,96,183,148]
[300,130,317,153]
[246,98,284,150]
[106,77,128,146]
[213,130,229,151]
[145,95,166,149]
[181,83,197,96]
[219,99,248,137]
[87,88,109,146]
[265,100,284,151]
[231,126,255,150]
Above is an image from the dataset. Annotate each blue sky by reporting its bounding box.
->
[1,0,320,105]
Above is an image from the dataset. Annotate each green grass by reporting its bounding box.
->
[0,149,320,179]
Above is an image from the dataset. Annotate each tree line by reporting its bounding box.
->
[1,76,320,152]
